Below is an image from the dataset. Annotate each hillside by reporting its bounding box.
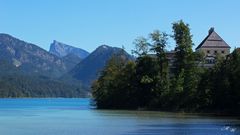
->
[0,34,68,77]
[64,45,133,88]
[0,33,87,97]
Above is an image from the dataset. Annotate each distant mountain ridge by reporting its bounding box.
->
[49,40,89,59]
[0,33,133,97]
[0,33,87,97]
[62,53,82,70]
[65,45,133,88]
[0,33,67,77]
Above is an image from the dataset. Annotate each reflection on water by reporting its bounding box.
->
[0,98,239,135]
[122,124,239,135]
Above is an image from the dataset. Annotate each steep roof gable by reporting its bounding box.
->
[196,28,230,50]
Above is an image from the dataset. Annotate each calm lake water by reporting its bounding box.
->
[0,98,239,135]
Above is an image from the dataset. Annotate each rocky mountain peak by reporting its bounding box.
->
[49,40,89,59]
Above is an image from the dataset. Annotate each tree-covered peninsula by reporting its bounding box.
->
[92,20,240,115]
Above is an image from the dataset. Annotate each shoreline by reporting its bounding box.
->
[0,98,239,117]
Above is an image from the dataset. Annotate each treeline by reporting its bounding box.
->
[92,20,240,114]
[0,74,88,98]
[0,60,88,98]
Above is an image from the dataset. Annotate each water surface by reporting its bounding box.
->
[0,98,239,135]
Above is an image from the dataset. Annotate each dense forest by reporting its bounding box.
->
[0,74,88,98]
[92,20,240,114]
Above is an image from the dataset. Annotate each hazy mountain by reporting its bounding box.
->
[62,53,82,70]
[0,33,88,97]
[0,60,20,76]
[0,33,132,96]
[64,45,133,88]
[49,40,89,59]
[0,33,68,77]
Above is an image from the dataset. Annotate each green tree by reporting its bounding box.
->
[206,49,240,113]
[92,53,137,109]
[149,30,170,108]
[135,55,159,108]
[171,20,200,110]
[132,37,150,57]
[172,20,194,76]
[195,69,212,110]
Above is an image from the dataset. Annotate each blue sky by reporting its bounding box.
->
[0,0,240,53]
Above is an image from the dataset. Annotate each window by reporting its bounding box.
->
[214,50,217,54]
[205,58,215,64]
[222,51,225,54]
[207,50,210,53]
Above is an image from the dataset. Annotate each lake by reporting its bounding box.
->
[0,98,239,135]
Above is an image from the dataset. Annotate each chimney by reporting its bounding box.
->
[209,27,214,34]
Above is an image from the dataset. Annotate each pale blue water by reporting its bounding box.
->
[0,98,239,135]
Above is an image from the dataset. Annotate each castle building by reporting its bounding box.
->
[195,28,231,67]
